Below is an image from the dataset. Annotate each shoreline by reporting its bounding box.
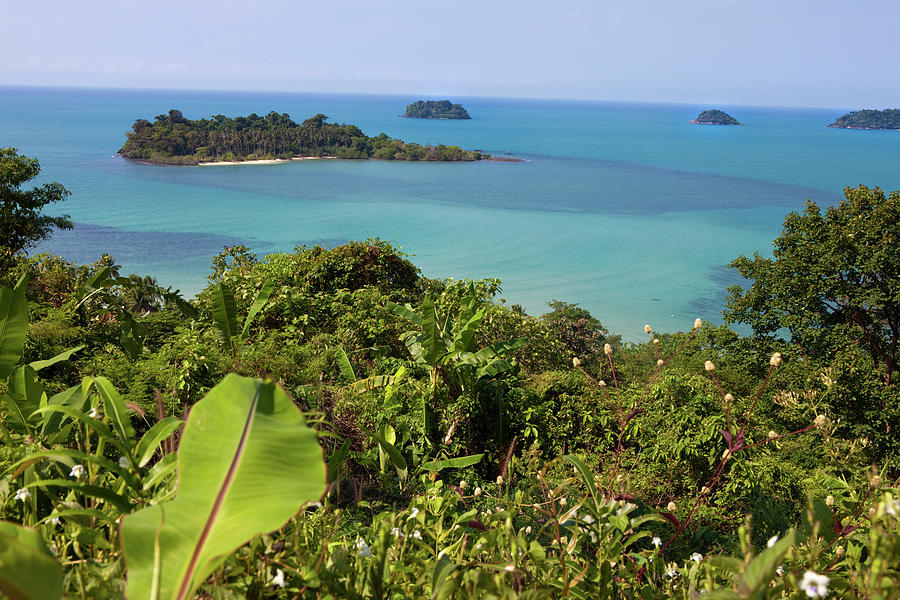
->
[198,156,338,166]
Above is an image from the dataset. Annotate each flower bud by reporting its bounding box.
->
[474,487,482,497]
[599,380,607,387]
[559,497,567,507]
[604,343,613,356]
[814,414,826,428]
[496,475,504,486]
[704,360,715,372]
[653,337,660,345]
[770,352,783,367]
[768,430,778,439]
[525,526,532,534]
[694,318,702,329]
[657,359,664,367]
[722,449,732,460]
[724,393,734,403]
[826,495,834,507]
[572,357,581,367]
[700,486,709,495]
[836,545,845,558]
[459,480,468,490]
[870,475,881,488]
[644,324,652,334]
[667,501,676,511]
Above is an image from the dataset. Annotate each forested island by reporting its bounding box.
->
[402,100,471,119]
[828,108,900,130]
[690,109,741,125]
[118,109,486,165]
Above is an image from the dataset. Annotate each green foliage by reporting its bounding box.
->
[119,110,485,164]
[692,109,741,125]
[0,148,73,272]
[726,185,900,384]
[403,100,472,119]
[830,108,900,129]
[0,521,63,600]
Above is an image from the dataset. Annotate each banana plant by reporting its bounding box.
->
[387,282,527,439]
[120,375,326,600]
[0,521,63,600]
[210,279,274,355]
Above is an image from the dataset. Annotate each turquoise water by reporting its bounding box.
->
[2,86,899,340]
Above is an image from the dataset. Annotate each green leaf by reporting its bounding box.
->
[22,480,133,513]
[40,384,86,437]
[432,555,457,599]
[120,375,326,600]
[28,345,84,372]
[386,300,423,326]
[327,438,351,484]
[90,376,136,453]
[422,454,484,472]
[0,286,28,381]
[238,279,274,343]
[564,455,599,507]
[119,315,144,361]
[4,366,45,430]
[0,521,63,600]
[135,418,183,468]
[739,530,797,595]
[210,282,238,352]
[349,374,399,392]
[364,430,408,473]
[335,347,356,382]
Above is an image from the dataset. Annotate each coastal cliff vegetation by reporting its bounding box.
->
[1,150,898,599]
[403,99,471,119]
[829,109,900,130]
[118,109,486,164]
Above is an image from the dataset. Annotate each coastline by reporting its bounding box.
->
[826,124,899,130]
[198,156,338,166]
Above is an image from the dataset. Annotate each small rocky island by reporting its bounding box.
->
[403,100,471,119]
[690,109,741,125]
[119,109,487,165]
[828,109,900,130]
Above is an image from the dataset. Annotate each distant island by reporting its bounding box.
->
[403,100,471,119]
[118,109,487,165]
[828,109,900,130]
[690,109,741,125]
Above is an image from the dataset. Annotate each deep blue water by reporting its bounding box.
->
[2,85,897,339]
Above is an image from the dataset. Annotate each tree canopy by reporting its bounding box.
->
[690,109,740,125]
[403,100,471,119]
[829,109,900,130]
[725,185,900,384]
[119,110,485,164]
[0,147,72,271]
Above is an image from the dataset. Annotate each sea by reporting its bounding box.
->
[2,85,898,341]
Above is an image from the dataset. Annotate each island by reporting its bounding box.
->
[402,100,471,119]
[690,109,741,125]
[118,109,487,165]
[828,109,900,130]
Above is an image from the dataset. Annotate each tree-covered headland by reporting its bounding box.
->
[829,109,900,130]
[690,109,741,125]
[403,100,471,119]
[0,149,898,599]
[118,109,487,165]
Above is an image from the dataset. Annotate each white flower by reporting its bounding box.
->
[118,456,131,469]
[800,571,829,598]
[776,565,784,576]
[412,530,422,540]
[691,552,703,562]
[604,343,613,356]
[525,526,532,534]
[644,324,652,334]
[49,543,58,555]
[704,360,715,372]
[390,527,401,537]
[271,568,286,588]
[14,488,31,502]
[69,464,85,478]
[89,407,101,419]
[356,537,372,558]
[767,535,779,548]
[665,565,679,578]
[408,507,419,519]
[770,352,783,367]
[694,318,702,329]
[886,499,900,516]
[581,514,594,524]
[49,516,60,526]
[652,536,662,547]
[474,487,482,497]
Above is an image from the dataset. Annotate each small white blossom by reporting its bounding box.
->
[459,480,468,490]
[390,527,401,537]
[525,526,532,534]
[356,537,372,558]
[89,407,101,419]
[886,499,899,516]
[49,516,60,526]
[814,414,826,428]
[69,464,85,478]
[652,536,662,547]
[767,535,779,548]
[118,456,131,469]
[657,359,664,367]
[825,495,835,507]
[271,568,286,588]
[770,352,783,367]
[604,343,613,356]
[581,514,594,524]
[496,475,504,485]
[412,530,422,540]
[776,565,784,576]
[665,565,679,578]
[800,571,829,598]
[572,357,581,367]
[644,324,652,334]
[667,501,677,511]
[474,487,483,497]
[691,552,703,562]
[694,318,702,329]
[408,507,419,519]
[49,543,58,556]
[14,488,31,502]
[704,360,715,372]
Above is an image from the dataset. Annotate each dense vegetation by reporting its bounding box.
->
[1,152,898,599]
[829,109,900,130]
[118,110,486,165]
[691,109,741,125]
[403,100,471,119]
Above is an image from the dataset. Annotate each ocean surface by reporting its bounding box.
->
[2,85,899,340]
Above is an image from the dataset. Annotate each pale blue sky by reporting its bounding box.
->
[3,0,898,108]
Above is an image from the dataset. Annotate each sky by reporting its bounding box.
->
[3,0,899,109]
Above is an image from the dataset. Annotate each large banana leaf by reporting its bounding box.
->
[0,286,27,381]
[238,279,274,343]
[120,375,326,600]
[0,521,63,600]
[210,282,238,352]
